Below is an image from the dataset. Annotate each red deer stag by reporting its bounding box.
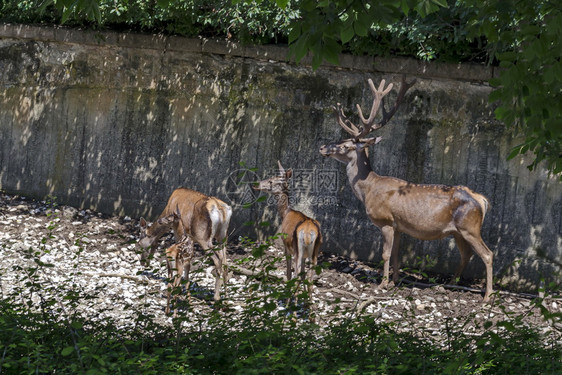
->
[254,161,322,296]
[139,188,232,302]
[319,76,494,301]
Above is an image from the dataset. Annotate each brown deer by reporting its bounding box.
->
[319,76,494,301]
[158,212,195,316]
[139,187,232,301]
[254,161,322,296]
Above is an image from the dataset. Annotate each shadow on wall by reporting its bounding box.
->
[0,33,560,294]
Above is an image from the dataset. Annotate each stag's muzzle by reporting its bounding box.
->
[319,143,335,157]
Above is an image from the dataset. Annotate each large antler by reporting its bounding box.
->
[333,75,416,140]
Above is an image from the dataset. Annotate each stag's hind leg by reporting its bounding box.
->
[451,234,474,284]
[459,230,494,302]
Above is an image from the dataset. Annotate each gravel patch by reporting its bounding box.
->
[1,192,560,343]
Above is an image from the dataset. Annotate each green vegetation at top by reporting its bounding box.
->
[1,0,560,178]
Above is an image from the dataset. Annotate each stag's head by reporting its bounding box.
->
[320,76,415,164]
[319,137,382,164]
[253,160,292,195]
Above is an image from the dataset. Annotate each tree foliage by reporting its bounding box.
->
[284,0,561,177]
[1,0,560,177]
[465,0,562,175]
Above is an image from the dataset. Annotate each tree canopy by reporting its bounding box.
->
[282,0,561,178]
[1,0,560,177]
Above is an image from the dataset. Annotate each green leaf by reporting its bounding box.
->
[311,50,323,70]
[340,26,355,44]
[61,346,75,356]
[497,51,517,62]
[507,146,523,160]
[488,78,502,88]
[275,0,289,9]
[322,37,341,65]
[354,13,371,37]
[431,0,449,7]
[291,35,309,62]
[156,0,170,8]
[288,25,301,45]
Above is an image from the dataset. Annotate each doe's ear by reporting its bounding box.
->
[140,218,147,228]
[285,168,293,179]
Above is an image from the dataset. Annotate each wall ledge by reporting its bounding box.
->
[0,22,494,83]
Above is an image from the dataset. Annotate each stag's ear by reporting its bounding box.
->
[358,136,382,151]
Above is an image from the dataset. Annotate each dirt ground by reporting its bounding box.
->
[1,192,560,342]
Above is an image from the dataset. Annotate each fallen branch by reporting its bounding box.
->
[400,279,484,294]
[400,279,551,301]
[85,272,149,284]
[229,264,285,282]
[323,287,361,301]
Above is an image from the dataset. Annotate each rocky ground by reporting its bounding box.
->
[1,192,560,343]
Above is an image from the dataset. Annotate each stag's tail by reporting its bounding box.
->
[471,192,490,221]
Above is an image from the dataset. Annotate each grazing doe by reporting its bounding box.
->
[139,187,232,301]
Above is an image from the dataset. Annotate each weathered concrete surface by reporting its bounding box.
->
[0,24,560,293]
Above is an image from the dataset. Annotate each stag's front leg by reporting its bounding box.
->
[378,226,395,289]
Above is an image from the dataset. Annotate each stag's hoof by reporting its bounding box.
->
[377,280,395,290]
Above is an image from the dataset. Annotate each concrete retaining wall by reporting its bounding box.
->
[1,24,560,292]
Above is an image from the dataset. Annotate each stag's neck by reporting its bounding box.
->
[276,191,292,219]
[346,149,377,204]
